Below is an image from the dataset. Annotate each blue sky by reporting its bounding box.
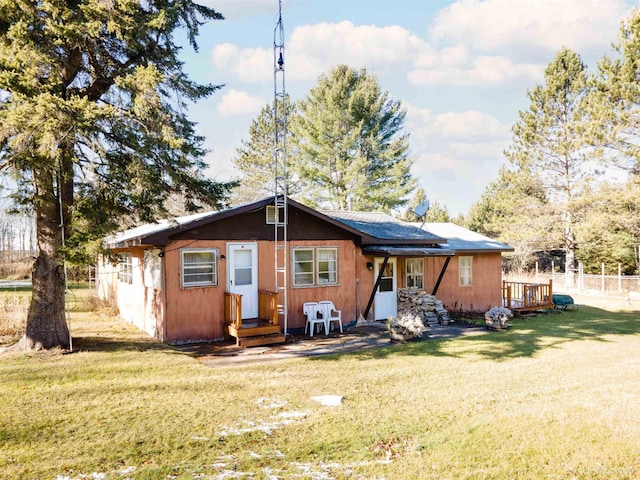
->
[181,0,637,215]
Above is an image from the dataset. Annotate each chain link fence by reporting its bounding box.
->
[505,263,640,298]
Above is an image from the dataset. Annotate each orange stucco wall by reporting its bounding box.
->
[161,239,365,342]
[421,253,503,312]
[100,241,504,343]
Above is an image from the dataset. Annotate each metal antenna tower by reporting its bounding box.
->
[273,0,288,335]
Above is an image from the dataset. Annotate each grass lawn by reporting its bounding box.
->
[1,291,639,479]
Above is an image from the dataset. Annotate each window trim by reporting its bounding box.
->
[119,252,133,285]
[266,205,286,225]
[181,248,219,288]
[292,246,339,287]
[405,257,424,289]
[459,255,473,287]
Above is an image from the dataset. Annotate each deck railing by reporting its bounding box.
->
[224,292,242,329]
[502,280,553,310]
[258,290,279,325]
[224,291,280,328]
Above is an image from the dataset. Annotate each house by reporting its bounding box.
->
[97,197,514,345]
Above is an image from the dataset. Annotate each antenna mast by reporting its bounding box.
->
[273,0,288,335]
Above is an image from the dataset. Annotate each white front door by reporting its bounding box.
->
[374,257,397,320]
[227,243,258,319]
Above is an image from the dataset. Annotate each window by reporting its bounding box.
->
[292,247,338,287]
[119,253,133,285]
[181,248,218,288]
[459,256,473,286]
[406,258,424,289]
[317,248,337,284]
[266,205,286,224]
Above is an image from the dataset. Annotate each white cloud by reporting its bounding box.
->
[406,105,510,142]
[430,0,629,57]
[217,89,265,118]
[409,52,543,86]
[204,147,237,182]
[406,105,512,213]
[212,43,272,83]
[287,21,427,81]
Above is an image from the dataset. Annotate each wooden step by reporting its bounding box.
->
[238,334,286,348]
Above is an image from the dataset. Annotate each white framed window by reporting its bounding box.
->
[119,253,133,285]
[459,256,473,286]
[292,247,338,287]
[317,248,337,284]
[406,258,424,289]
[181,248,218,288]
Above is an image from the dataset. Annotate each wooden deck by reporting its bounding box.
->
[502,280,554,312]
[224,290,286,347]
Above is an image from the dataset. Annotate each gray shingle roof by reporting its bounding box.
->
[418,223,513,252]
[322,210,446,243]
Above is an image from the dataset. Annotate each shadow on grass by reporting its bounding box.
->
[71,335,176,354]
[310,305,640,363]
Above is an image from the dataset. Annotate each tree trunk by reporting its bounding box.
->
[564,226,577,289]
[24,163,71,350]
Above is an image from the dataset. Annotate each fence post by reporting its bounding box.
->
[619,263,622,293]
[578,262,584,292]
[601,263,605,295]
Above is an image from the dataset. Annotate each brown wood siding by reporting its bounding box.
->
[163,240,227,342]
[162,238,362,342]
[169,206,356,242]
[423,253,503,312]
[285,239,359,329]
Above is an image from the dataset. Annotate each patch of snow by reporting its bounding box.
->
[256,397,287,409]
[311,395,343,406]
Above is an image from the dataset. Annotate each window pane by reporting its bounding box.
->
[294,273,314,285]
[182,249,217,287]
[379,278,393,292]
[234,250,252,268]
[294,250,313,262]
[406,258,423,289]
[235,267,252,286]
[184,251,212,265]
[459,256,472,286]
[317,248,337,284]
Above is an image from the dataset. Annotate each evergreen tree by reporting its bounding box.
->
[0,1,233,350]
[423,200,451,223]
[573,179,640,274]
[232,96,298,203]
[504,48,596,279]
[591,8,640,175]
[290,65,416,211]
[466,166,555,271]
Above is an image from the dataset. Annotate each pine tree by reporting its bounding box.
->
[466,166,556,271]
[232,96,298,203]
[504,47,596,280]
[290,65,416,211]
[0,1,233,350]
[591,8,640,175]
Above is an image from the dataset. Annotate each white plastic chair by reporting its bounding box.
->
[318,301,342,333]
[303,302,327,337]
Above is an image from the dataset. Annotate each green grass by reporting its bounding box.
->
[1,291,639,479]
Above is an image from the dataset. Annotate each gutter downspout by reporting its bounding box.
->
[363,256,389,320]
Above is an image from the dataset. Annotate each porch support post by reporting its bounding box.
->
[431,256,451,296]
[363,256,389,320]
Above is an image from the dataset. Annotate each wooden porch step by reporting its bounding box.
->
[238,333,286,348]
